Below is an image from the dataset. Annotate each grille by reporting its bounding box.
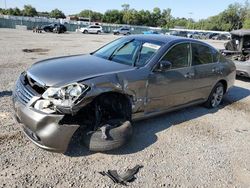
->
[15,77,36,105]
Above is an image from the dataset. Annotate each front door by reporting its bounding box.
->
[145,42,197,113]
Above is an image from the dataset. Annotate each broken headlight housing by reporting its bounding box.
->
[41,83,89,108]
[34,83,89,114]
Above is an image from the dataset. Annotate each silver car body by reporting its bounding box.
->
[12,35,236,153]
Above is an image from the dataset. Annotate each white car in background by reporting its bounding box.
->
[80,25,103,34]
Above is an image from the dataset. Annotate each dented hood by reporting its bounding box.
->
[27,54,133,87]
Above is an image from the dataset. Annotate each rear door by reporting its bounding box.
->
[146,42,198,113]
[88,26,96,33]
[191,42,221,100]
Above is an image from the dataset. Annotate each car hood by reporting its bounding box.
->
[27,54,134,87]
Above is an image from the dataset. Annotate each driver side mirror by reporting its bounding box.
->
[155,60,172,72]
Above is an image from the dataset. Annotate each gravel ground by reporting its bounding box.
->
[0,29,250,188]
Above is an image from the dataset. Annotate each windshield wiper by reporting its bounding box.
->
[108,39,135,61]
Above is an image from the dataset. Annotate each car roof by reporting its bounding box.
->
[125,34,213,48]
[231,29,250,36]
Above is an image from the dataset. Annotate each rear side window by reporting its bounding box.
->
[192,43,213,65]
[90,26,100,29]
[162,43,190,69]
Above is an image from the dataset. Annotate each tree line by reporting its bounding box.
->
[1,2,250,31]
[0,5,66,19]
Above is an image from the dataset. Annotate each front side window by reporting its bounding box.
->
[192,43,213,65]
[162,43,190,69]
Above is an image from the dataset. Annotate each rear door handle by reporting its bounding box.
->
[212,67,223,74]
[184,72,195,79]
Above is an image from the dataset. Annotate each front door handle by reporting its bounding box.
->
[184,72,194,79]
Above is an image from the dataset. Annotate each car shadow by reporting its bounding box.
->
[65,86,250,157]
[0,91,12,98]
[236,76,250,82]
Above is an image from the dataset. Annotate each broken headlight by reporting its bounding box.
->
[42,83,89,107]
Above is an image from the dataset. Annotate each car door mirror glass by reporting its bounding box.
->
[155,60,172,72]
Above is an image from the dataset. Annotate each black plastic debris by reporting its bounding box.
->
[99,165,143,185]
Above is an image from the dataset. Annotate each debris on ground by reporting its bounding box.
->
[99,165,143,185]
[22,48,49,53]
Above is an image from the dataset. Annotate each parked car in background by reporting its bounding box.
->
[143,30,160,34]
[169,31,188,37]
[80,25,103,34]
[42,24,67,34]
[113,27,131,35]
[212,34,229,40]
[223,29,250,78]
[206,33,219,39]
[12,35,236,153]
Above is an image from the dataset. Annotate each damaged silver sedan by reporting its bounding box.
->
[12,35,236,153]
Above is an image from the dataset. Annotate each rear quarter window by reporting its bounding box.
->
[211,48,220,63]
[219,54,229,63]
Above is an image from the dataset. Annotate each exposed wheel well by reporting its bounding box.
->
[60,92,132,131]
[93,92,132,119]
[218,80,227,94]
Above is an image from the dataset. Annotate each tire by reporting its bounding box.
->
[97,31,101,34]
[83,30,88,34]
[204,82,224,108]
[83,121,133,152]
[127,32,131,35]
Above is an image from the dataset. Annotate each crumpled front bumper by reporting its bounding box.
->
[12,94,80,153]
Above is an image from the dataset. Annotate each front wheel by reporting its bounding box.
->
[204,82,224,108]
[83,30,88,34]
[83,121,133,152]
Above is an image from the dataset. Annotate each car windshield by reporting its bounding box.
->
[93,38,162,66]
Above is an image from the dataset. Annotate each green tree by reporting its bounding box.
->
[243,18,250,28]
[13,8,21,16]
[173,17,189,28]
[151,7,161,26]
[78,10,103,22]
[161,8,173,28]
[38,11,50,17]
[22,5,38,17]
[103,10,123,24]
[49,9,66,19]
[121,4,130,11]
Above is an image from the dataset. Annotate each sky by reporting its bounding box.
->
[0,0,247,20]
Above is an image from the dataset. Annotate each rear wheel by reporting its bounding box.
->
[204,82,224,108]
